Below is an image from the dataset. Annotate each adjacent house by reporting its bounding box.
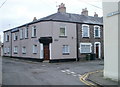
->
[103,2,119,81]
[3,3,103,62]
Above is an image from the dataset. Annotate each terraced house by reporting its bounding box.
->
[3,3,103,62]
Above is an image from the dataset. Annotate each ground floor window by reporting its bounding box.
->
[62,45,70,55]
[7,47,10,54]
[80,43,92,53]
[33,45,37,54]
[4,47,7,54]
[14,46,18,54]
[22,46,26,54]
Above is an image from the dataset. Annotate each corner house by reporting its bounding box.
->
[3,3,103,62]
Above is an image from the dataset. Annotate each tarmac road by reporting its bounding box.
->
[2,57,104,85]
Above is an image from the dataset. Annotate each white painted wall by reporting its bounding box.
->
[103,2,119,81]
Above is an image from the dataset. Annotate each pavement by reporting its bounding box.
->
[87,70,118,86]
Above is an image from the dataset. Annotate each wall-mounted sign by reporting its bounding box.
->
[54,39,59,41]
[107,11,120,17]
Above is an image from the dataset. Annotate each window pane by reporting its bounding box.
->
[80,44,91,53]
[62,45,69,53]
[95,29,98,36]
[34,29,36,37]
[60,28,65,36]
[83,26,88,37]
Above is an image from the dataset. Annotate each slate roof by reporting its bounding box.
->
[4,12,103,32]
[40,12,103,25]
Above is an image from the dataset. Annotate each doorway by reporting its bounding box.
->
[43,44,50,60]
[94,42,101,59]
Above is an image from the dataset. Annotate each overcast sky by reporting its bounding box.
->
[0,0,103,42]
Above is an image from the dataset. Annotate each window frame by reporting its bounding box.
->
[4,47,7,54]
[5,33,9,42]
[25,27,28,39]
[7,47,10,54]
[13,33,18,41]
[62,45,70,55]
[22,46,26,54]
[59,26,67,37]
[94,26,100,38]
[33,45,37,54]
[20,29,23,39]
[82,24,90,38]
[32,26,37,38]
[80,43,92,53]
[14,46,18,54]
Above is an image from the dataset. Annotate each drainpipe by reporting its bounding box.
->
[10,31,12,57]
[76,24,79,61]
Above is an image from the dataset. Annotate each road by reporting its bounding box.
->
[2,57,104,85]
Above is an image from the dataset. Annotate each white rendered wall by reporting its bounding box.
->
[103,2,119,81]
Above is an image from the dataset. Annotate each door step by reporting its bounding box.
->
[43,60,49,63]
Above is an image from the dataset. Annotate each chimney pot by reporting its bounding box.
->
[94,12,98,17]
[81,8,88,16]
[58,3,66,13]
[33,17,37,21]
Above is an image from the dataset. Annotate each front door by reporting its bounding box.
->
[96,44,99,58]
[43,44,50,60]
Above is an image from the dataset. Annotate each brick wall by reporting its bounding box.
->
[77,24,104,59]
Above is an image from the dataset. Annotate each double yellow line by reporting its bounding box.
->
[79,70,103,87]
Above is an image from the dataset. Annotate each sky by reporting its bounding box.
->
[0,0,103,42]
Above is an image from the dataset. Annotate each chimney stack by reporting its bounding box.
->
[58,3,66,13]
[94,12,98,17]
[33,17,37,21]
[81,8,88,16]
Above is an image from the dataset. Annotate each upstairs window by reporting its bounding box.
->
[82,24,90,38]
[20,29,23,39]
[94,26,100,38]
[25,27,28,38]
[32,26,36,37]
[80,43,92,53]
[5,33,9,42]
[62,45,69,55]
[13,33,18,41]
[60,26,66,36]
[33,45,37,54]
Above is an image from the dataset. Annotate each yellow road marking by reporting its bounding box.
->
[79,70,103,87]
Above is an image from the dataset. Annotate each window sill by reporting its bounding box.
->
[59,36,67,38]
[14,52,18,54]
[82,37,90,38]
[33,53,37,54]
[6,41,9,42]
[20,38,24,40]
[31,36,37,38]
[80,53,91,54]
[22,53,26,54]
[25,38,29,39]
[62,53,70,55]
[94,37,100,39]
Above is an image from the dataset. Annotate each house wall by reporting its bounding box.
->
[4,21,76,60]
[77,24,104,59]
[11,21,53,59]
[118,1,120,82]
[3,30,11,57]
[51,22,77,59]
[103,2,119,81]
